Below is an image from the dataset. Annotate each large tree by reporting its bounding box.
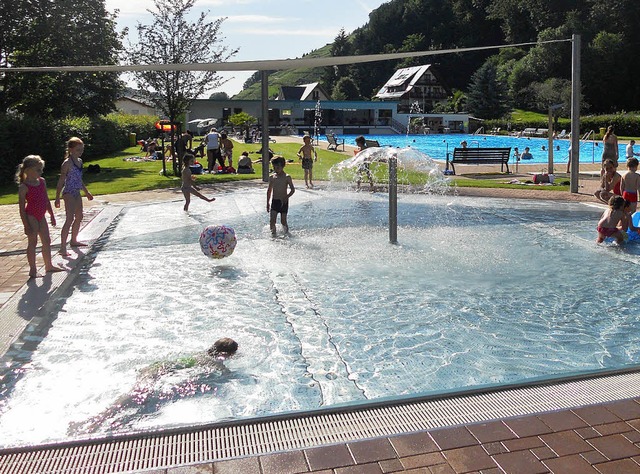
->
[3,0,123,117]
[466,61,510,119]
[128,0,237,175]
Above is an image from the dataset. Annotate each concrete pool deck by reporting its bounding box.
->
[2,162,640,473]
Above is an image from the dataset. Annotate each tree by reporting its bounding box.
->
[209,92,230,100]
[228,112,256,143]
[466,61,510,119]
[4,0,123,117]
[332,77,361,100]
[128,0,238,174]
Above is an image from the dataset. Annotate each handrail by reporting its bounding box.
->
[581,130,594,141]
[390,118,407,134]
[473,127,484,135]
[580,130,597,163]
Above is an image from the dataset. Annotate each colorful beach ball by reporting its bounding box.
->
[199,225,237,259]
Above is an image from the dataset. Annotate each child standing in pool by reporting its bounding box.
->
[55,137,93,256]
[596,195,630,244]
[621,157,640,213]
[267,156,295,236]
[16,155,65,278]
[297,135,317,188]
[181,154,216,211]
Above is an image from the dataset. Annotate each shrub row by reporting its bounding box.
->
[0,113,158,185]
[485,113,640,138]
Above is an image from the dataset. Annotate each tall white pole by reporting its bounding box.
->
[389,155,398,244]
[261,71,270,182]
[570,34,581,193]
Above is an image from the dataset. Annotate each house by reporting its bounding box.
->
[187,98,469,136]
[185,69,467,136]
[375,64,449,114]
[115,96,158,116]
[276,82,330,101]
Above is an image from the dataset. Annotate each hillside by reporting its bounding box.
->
[229,0,640,115]
[233,45,332,100]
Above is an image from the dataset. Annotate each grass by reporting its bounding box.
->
[0,137,573,205]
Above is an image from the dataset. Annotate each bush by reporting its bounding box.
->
[0,113,158,185]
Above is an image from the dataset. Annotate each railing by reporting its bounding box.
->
[581,130,594,141]
[580,130,597,163]
[473,127,484,135]
[390,118,407,134]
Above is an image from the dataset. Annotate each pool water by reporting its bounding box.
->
[1,188,639,447]
[332,133,608,165]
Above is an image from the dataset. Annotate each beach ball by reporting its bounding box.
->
[199,225,237,259]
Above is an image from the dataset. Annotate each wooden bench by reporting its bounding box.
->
[327,134,345,151]
[365,139,381,148]
[447,147,511,175]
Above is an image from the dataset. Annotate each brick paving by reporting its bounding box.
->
[3,162,639,474]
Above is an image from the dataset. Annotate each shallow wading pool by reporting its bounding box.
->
[1,187,639,447]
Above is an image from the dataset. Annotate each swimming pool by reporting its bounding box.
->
[333,133,608,165]
[1,188,639,447]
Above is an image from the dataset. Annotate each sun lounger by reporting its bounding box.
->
[327,134,345,151]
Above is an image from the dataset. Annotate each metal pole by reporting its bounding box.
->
[548,107,554,174]
[570,34,581,193]
[261,70,270,182]
[389,154,398,244]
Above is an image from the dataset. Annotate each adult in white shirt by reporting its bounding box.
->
[204,128,222,172]
[626,140,640,160]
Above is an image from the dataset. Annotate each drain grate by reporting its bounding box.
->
[2,369,640,474]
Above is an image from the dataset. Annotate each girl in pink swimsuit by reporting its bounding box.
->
[16,155,64,278]
[55,137,93,256]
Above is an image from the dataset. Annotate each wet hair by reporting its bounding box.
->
[15,155,45,184]
[207,338,238,358]
[182,153,195,169]
[355,135,366,146]
[628,157,639,169]
[65,137,84,160]
[241,151,249,157]
[609,195,625,210]
[271,156,285,167]
[602,158,616,169]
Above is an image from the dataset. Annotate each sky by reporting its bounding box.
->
[104,0,390,97]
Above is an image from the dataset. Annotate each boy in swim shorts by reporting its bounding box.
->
[266,156,295,237]
[621,157,640,213]
[297,135,317,188]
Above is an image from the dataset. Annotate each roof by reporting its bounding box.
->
[116,96,155,108]
[277,82,329,101]
[375,65,437,100]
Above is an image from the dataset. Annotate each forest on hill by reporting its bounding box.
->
[235,0,640,118]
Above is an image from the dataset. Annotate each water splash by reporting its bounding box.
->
[328,146,450,194]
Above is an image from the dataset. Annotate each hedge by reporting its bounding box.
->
[485,113,640,138]
[0,113,158,185]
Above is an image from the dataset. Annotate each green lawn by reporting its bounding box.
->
[0,139,571,205]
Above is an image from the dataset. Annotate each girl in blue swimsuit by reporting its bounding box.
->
[55,137,93,256]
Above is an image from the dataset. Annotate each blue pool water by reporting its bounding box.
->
[1,188,639,447]
[332,133,608,165]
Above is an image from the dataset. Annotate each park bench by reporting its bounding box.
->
[446,147,511,175]
[365,139,381,148]
[327,134,345,151]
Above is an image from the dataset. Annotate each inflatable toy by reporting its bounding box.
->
[199,225,237,259]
